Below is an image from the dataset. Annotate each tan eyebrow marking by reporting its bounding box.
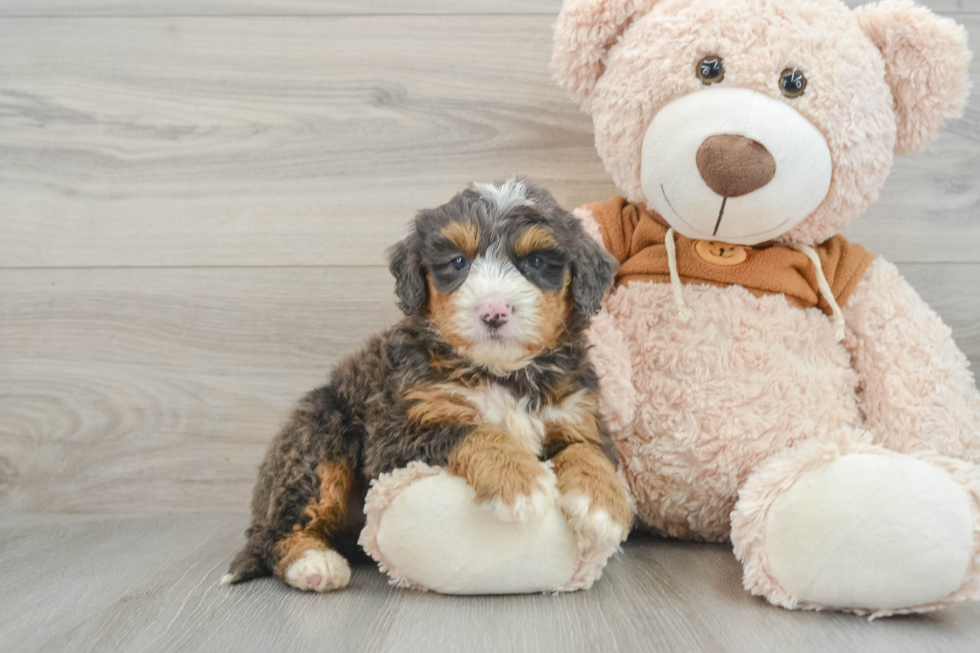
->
[514,225,556,258]
[440,221,480,258]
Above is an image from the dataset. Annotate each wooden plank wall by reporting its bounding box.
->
[1,0,977,514]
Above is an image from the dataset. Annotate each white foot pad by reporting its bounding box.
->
[766,454,974,610]
[284,549,351,593]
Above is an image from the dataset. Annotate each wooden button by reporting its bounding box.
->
[694,240,748,266]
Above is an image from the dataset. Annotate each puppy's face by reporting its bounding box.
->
[426,210,570,371]
[388,179,616,373]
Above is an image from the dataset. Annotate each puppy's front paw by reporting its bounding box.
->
[284,549,351,593]
[484,466,555,522]
[552,445,632,547]
[558,492,629,548]
[448,429,557,523]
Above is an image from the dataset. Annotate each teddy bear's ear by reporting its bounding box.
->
[552,0,662,109]
[854,0,971,154]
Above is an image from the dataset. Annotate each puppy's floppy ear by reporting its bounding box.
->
[387,233,428,316]
[854,0,971,154]
[552,0,663,109]
[569,218,617,317]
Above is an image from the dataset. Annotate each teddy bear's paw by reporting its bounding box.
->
[484,470,555,523]
[757,452,976,611]
[558,492,629,548]
[284,549,351,593]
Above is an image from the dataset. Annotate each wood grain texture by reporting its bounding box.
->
[0,266,400,514]
[843,0,978,10]
[1,2,979,647]
[1,513,979,653]
[0,15,614,269]
[1,263,976,515]
[1,12,976,269]
[0,0,973,17]
[0,0,565,17]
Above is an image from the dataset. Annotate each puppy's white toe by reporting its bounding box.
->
[219,573,238,586]
[558,493,627,547]
[284,549,351,593]
[487,473,555,523]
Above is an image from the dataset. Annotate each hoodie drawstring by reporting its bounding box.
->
[665,228,692,322]
[789,242,846,342]
[664,231,845,341]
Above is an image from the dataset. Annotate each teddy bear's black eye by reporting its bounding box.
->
[779,69,807,98]
[696,56,725,85]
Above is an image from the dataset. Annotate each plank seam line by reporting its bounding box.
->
[0,262,971,271]
[0,12,561,19]
[0,264,392,270]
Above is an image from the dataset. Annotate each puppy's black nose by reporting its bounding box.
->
[479,299,510,330]
[482,314,507,329]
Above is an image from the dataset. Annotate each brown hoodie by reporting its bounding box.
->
[584,197,876,315]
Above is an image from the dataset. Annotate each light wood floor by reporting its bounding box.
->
[1,1,979,651]
[5,513,980,653]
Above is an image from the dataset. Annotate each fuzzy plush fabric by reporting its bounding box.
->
[732,430,980,618]
[855,1,972,153]
[359,462,443,591]
[360,461,617,594]
[581,207,980,609]
[583,229,864,539]
[552,0,970,246]
[843,259,980,463]
[554,0,978,615]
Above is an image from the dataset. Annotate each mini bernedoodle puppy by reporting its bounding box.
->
[223,178,631,592]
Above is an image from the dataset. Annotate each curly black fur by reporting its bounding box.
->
[225,179,617,584]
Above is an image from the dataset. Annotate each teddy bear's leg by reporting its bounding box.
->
[359,462,618,594]
[731,430,980,616]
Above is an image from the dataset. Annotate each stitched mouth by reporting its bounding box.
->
[660,185,793,241]
[713,198,727,236]
[660,184,716,238]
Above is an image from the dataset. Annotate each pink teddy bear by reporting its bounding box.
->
[554,0,980,616]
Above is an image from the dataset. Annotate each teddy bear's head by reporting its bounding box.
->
[553,0,970,246]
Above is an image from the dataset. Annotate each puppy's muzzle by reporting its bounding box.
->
[479,298,511,330]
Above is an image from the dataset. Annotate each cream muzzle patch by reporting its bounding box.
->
[642,87,832,246]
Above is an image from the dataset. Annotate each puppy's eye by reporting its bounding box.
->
[524,256,544,271]
[779,69,807,98]
[696,56,724,85]
[450,256,469,271]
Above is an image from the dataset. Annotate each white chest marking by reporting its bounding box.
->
[463,384,546,457]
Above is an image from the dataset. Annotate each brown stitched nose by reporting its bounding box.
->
[696,134,776,198]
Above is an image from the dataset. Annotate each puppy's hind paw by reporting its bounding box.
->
[284,549,351,593]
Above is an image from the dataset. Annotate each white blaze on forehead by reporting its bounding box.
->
[451,246,543,372]
[641,87,833,245]
[473,177,533,218]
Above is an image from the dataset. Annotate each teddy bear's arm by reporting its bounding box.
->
[841,258,980,463]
